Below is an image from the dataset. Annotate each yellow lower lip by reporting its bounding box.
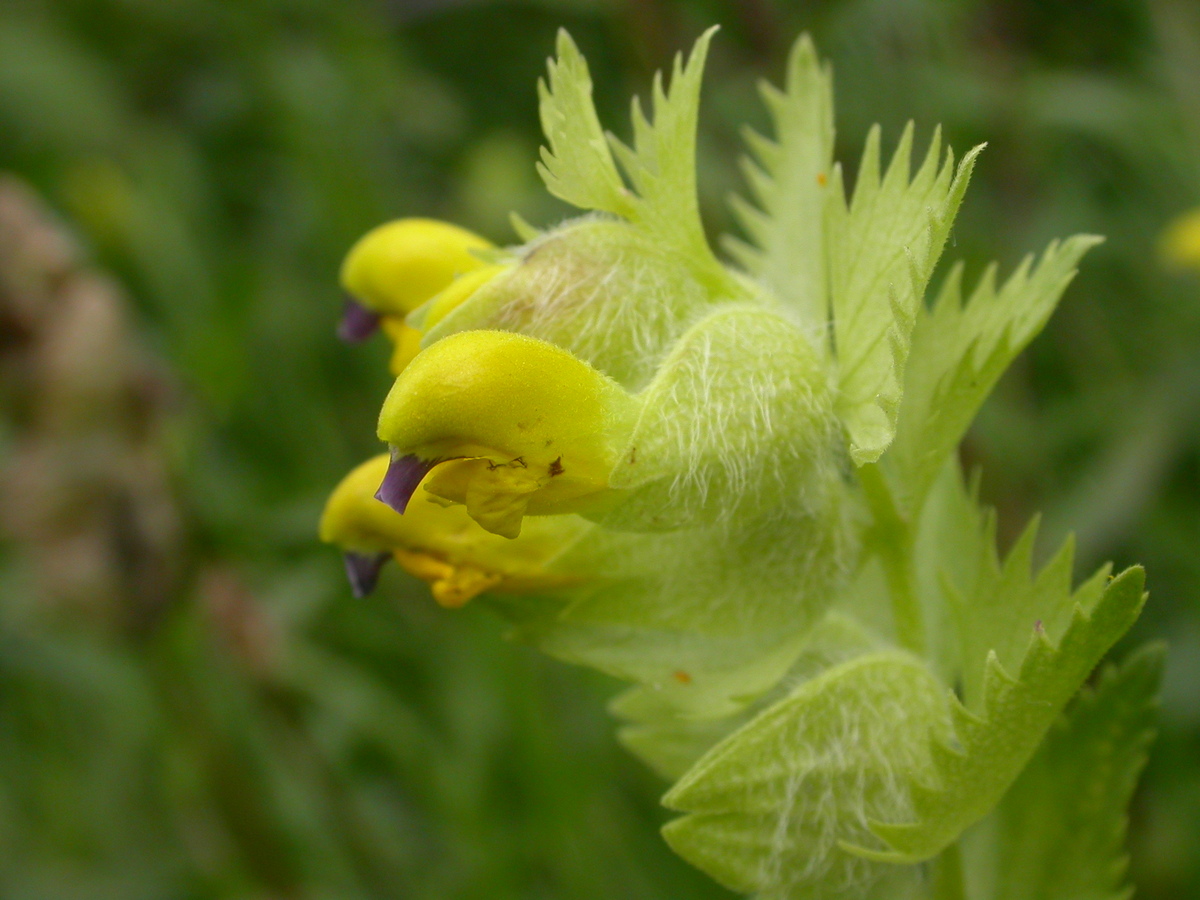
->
[393,546,584,608]
[420,455,614,539]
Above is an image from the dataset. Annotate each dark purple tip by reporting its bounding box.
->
[343,551,391,598]
[338,297,381,343]
[374,454,437,514]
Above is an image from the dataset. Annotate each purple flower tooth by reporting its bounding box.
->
[343,551,391,598]
[375,454,437,514]
[338,297,381,342]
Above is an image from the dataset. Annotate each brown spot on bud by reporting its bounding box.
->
[672,670,692,685]
[548,456,564,477]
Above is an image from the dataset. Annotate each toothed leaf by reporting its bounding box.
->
[605,27,722,275]
[845,565,1147,863]
[983,643,1163,900]
[952,516,1100,711]
[828,127,984,465]
[663,653,949,898]
[538,28,726,282]
[725,34,834,330]
[537,30,635,219]
[890,235,1102,511]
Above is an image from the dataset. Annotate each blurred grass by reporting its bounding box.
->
[0,0,1196,897]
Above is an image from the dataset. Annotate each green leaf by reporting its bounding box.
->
[952,516,1103,712]
[537,29,636,220]
[611,614,883,780]
[828,126,984,465]
[537,28,726,282]
[618,708,753,784]
[910,460,990,685]
[844,565,1147,864]
[724,34,834,331]
[606,26,722,276]
[980,643,1164,900]
[889,235,1103,512]
[662,652,948,899]
[513,613,814,720]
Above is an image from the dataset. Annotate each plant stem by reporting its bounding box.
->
[931,841,967,900]
[859,463,926,656]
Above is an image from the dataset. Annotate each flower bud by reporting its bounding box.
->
[320,455,588,606]
[337,218,492,343]
[376,330,639,538]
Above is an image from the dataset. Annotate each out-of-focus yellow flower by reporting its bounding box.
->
[320,455,588,606]
[336,219,495,367]
[341,218,492,316]
[1159,207,1200,270]
[375,330,638,538]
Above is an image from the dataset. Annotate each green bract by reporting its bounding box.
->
[324,27,1159,900]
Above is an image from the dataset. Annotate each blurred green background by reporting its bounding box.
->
[0,0,1196,897]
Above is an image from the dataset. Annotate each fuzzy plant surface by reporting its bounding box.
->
[320,28,1162,900]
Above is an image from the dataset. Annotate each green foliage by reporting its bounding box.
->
[828,126,983,465]
[537,27,725,283]
[890,235,1103,512]
[662,653,947,898]
[537,30,637,221]
[724,35,834,331]
[512,27,1160,899]
[852,566,1147,864]
[978,643,1164,900]
[372,26,1161,900]
[2,3,1193,900]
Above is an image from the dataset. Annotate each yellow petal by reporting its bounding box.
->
[321,455,590,601]
[395,550,504,608]
[380,264,510,376]
[464,461,541,539]
[377,330,638,536]
[381,318,424,375]
[413,264,511,334]
[340,218,492,316]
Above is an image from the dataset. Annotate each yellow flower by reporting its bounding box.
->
[320,455,588,606]
[1159,206,1200,270]
[375,330,638,538]
[337,219,495,371]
